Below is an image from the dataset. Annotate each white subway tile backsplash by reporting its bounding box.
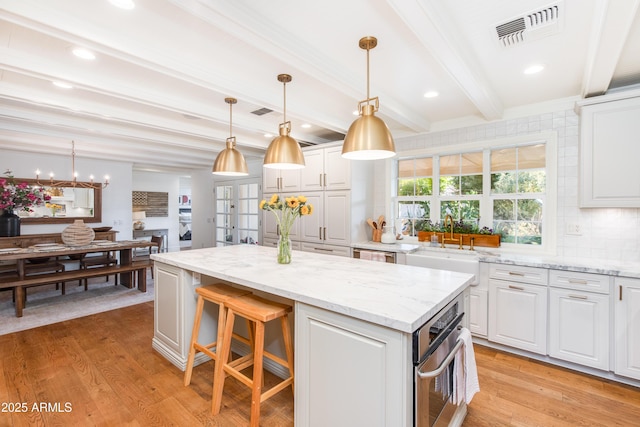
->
[394,107,639,263]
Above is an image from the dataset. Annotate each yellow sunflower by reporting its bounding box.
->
[286,197,300,209]
[259,200,266,209]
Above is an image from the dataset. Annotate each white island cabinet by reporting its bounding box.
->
[151,245,473,427]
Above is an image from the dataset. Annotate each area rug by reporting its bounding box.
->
[0,274,154,335]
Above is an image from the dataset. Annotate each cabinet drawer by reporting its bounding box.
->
[300,242,350,257]
[549,270,610,294]
[489,263,548,286]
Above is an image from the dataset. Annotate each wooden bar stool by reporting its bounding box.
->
[184,283,252,387]
[211,294,294,427]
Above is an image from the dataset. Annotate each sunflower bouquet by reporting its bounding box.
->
[259,194,313,263]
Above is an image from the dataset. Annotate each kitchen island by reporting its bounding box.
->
[151,245,474,426]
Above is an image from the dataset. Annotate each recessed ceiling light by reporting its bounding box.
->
[352,110,359,116]
[423,91,439,98]
[264,133,273,138]
[52,81,73,89]
[72,47,96,60]
[109,0,135,10]
[301,123,311,128]
[524,64,544,75]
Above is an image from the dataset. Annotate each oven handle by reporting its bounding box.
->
[417,336,464,379]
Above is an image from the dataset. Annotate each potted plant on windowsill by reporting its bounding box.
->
[416,219,500,247]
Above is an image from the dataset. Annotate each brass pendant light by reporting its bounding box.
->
[342,36,396,160]
[263,74,305,169]
[212,97,249,176]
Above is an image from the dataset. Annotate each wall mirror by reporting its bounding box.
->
[15,179,103,224]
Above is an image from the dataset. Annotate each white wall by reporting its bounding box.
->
[391,106,640,263]
[1,149,133,237]
[132,171,181,251]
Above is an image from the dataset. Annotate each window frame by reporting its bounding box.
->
[390,132,557,255]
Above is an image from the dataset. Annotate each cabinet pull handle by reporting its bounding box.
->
[319,227,322,239]
[568,294,588,300]
[619,285,623,301]
[508,285,524,291]
[568,279,588,285]
[323,227,327,240]
[508,271,525,276]
[319,174,323,186]
[324,173,327,187]
[314,247,333,252]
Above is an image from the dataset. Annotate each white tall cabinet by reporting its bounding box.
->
[615,277,640,380]
[262,142,373,257]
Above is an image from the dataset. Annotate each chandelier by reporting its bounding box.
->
[35,141,109,189]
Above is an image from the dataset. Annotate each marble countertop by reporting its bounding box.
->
[152,245,473,333]
[352,240,640,278]
[477,252,640,279]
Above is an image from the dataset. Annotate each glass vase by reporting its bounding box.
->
[277,234,292,264]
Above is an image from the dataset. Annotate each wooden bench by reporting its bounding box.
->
[0,260,152,317]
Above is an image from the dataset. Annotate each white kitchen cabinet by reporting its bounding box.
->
[299,190,350,246]
[300,241,351,257]
[262,237,301,251]
[488,264,548,355]
[300,145,351,191]
[469,262,490,337]
[263,168,300,194]
[576,90,640,207]
[615,277,640,380]
[295,302,411,427]
[152,263,220,370]
[262,193,301,241]
[548,269,611,370]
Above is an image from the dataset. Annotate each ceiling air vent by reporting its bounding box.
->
[250,107,273,116]
[495,2,563,48]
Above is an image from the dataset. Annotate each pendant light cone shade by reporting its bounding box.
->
[263,74,305,169]
[342,36,396,160]
[213,98,249,176]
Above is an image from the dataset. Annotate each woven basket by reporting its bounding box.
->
[61,220,96,246]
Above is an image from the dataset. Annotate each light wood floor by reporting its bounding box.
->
[0,302,638,426]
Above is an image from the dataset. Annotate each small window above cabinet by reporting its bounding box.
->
[576,90,640,207]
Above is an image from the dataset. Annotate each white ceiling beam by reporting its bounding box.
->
[581,0,640,97]
[169,0,432,132]
[386,0,503,121]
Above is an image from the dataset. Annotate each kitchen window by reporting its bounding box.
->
[393,133,557,251]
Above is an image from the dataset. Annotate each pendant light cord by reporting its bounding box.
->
[283,80,287,123]
[229,101,233,138]
[366,45,370,104]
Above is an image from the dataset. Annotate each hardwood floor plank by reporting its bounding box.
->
[2,302,639,426]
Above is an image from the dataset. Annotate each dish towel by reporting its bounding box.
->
[358,250,387,262]
[452,327,480,405]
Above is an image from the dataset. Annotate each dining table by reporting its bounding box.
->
[0,239,155,317]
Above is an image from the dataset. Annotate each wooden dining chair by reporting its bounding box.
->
[133,235,163,284]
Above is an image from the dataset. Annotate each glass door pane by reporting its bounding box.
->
[215,185,234,246]
[237,181,260,244]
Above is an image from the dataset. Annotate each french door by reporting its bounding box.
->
[215,179,261,246]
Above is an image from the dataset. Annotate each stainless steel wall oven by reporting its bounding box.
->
[413,292,466,427]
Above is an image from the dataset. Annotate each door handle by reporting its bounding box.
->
[417,338,464,379]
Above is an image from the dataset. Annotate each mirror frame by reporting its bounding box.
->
[17,179,103,224]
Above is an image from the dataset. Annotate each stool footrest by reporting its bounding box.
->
[260,377,294,402]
